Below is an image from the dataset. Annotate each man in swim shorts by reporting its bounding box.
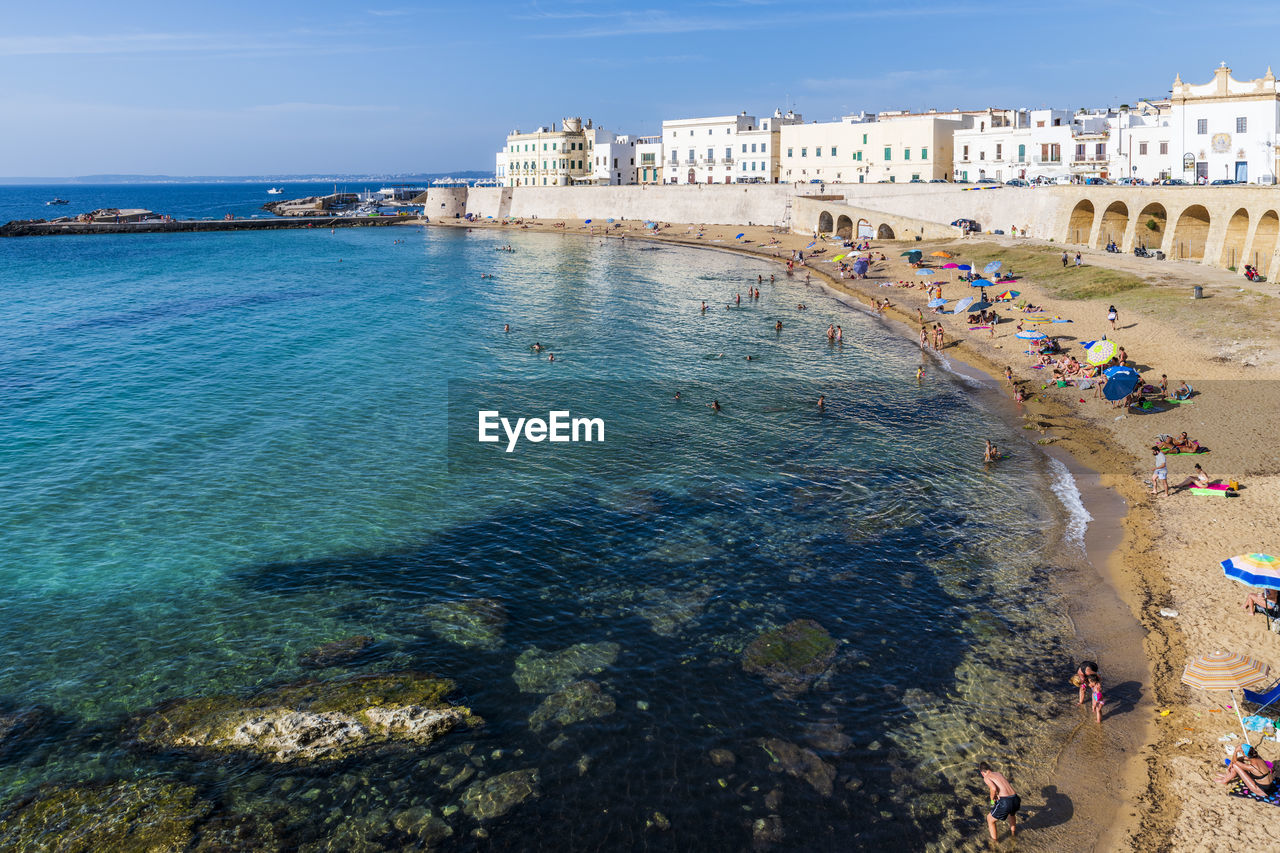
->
[978,762,1019,841]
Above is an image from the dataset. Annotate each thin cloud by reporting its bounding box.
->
[0,32,300,57]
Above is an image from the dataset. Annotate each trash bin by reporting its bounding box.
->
[1193,285,1203,299]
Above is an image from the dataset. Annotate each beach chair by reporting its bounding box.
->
[1243,677,1280,715]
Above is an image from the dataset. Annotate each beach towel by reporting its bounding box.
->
[968,326,992,330]
[1190,488,1238,497]
[1229,781,1280,805]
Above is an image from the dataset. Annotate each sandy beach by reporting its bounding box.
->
[436,213,1280,851]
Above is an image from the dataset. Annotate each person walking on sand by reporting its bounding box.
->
[919,325,928,350]
[1151,445,1170,497]
[1088,674,1104,723]
[1107,304,1117,330]
[978,763,1019,842]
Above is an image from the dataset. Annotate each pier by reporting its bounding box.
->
[0,215,421,238]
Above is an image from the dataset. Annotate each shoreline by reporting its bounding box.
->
[429,217,1165,848]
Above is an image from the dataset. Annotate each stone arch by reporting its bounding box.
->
[857,218,873,239]
[1219,208,1250,268]
[876,223,895,239]
[1252,210,1279,274]
[1135,202,1167,251]
[1066,199,1095,245]
[818,210,833,233]
[1096,201,1129,249]
[1171,204,1211,261]
[835,215,853,238]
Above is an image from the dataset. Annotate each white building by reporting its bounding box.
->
[498,117,592,188]
[635,136,663,184]
[952,109,1074,184]
[1108,101,1174,183]
[1167,63,1280,184]
[781,110,978,184]
[661,111,800,184]
[581,128,637,185]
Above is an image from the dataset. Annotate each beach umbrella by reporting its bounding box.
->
[585,219,592,224]
[1015,330,1047,341]
[953,296,974,314]
[931,251,953,258]
[928,298,948,307]
[1085,340,1117,366]
[1182,650,1270,741]
[900,250,918,257]
[943,263,959,269]
[970,280,990,287]
[806,241,816,249]
[971,300,992,311]
[996,289,1019,301]
[832,253,847,262]
[984,261,1003,274]
[852,258,870,275]
[957,264,972,271]
[1222,554,1280,589]
[916,268,935,276]
[736,233,745,239]
[907,250,923,261]
[1102,365,1141,401]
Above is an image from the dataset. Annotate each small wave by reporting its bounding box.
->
[1047,456,1092,553]
[931,354,988,389]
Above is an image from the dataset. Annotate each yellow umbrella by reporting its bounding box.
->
[1085,340,1117,366]
[832,253,847,262]
[1182,650,1270,740]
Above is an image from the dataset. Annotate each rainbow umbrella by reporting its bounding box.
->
[1085,340,1117,366]
[996,289,1019,301]
[1222,554,1280,589]
[915,268,935,276]
[1182,650,1271,740]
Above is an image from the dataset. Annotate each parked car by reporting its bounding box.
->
[909,178,924,183]
[1116,177,1148,186]
[975,178,998,184]
[1160,178,1189,185]
[929,178,948,183]
[1004,179,1030,187]
[1209,179,1240,185]
[1084,177,1113,185]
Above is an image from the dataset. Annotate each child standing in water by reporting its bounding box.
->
[1088,674,1104,723]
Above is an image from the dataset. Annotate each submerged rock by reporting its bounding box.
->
[0,779,212,852]
[528,680,616,732]
[420,598,508,650]
[758,738,835,797]
[299,635,376,668]
[512,642,620,693]
[742,619,837,696]
[132,672,478,763]
[460,768,540,820]
[633,584,715,637]
[0,706,55,762]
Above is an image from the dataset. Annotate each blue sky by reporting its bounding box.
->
[1,1,1275,177]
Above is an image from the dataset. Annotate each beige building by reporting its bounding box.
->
[780,111,982,184]
[499,117,592,188]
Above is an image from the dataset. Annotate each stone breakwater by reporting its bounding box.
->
[0,215,417,237]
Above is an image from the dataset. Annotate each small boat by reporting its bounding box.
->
[46,198,69,205]
[267,187,284,195]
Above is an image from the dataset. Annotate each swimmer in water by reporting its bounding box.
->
[827,324,836,341]
[548,353,555,362]
[674,392,681,401]
[701,301,707,312]
[916,366,924,381]
[775,320,783,332]
[984,440,1000,463]
[709,400,721,412]
[504,324,510,333]
[736,293,741,305]
[532,342,544,352]
[836,326,843,343]
[745,355,753,361]
[817,394,825,409]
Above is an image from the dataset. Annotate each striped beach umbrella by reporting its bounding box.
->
[927,298,948,307]
[1222,554,1280,589]
[984,261,1003,274]
[996,289,1019,301]
[1182,650,1271,740]
[1085,340,1116,366]
[1015,330,1047,340]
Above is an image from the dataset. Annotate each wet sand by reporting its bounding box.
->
[435,215,1279,851]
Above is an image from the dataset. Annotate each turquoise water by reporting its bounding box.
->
[0,217,1090,849]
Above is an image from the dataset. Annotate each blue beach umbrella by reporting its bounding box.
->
[1102,365,1141,401]
[736,233,745,239]
[1222,554,1280,589]
[927,297,948,307]
[852,258,870,275]
[984,261,1003,274]
[584,219,592,224]
[971,300,992,311]
[952,296,974,314]
[916,268,935,276]
[1015,330,1047,341]
[957,264,972,271]
[806,241,816,249]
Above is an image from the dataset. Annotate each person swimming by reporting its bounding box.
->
[504,324,510,333]
[709,400,721,412]
[775,320,783,332]
[817,394,825,409]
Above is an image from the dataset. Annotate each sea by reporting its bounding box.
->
[0,184,1103,850]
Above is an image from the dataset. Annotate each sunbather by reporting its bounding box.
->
[1173,381,1193,400]
[1243,587,1279,615]
[1215,743,1276,797]
[1171,432,1201,452]
[1176,464,1211,490]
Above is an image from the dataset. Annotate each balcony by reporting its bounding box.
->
[721,157,734,165]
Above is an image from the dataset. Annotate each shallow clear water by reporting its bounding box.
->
[0,210,1091,849]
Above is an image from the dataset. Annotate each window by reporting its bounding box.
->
[979,150,985,161]
[725,147,731,159]
[1036,120,1045,128]
[1095,142,1105,160]
[742,144,747,153]
[787,147,793,157]
[816,147,822,157]
[671,151,678,163]
[884,147,891,160]
[1237,117,1248,133]
[1197,118,1207,134]
[1075,143,1085,161]
[912,173,920,181]
[921,147,928,160]
[904,149,911,160]
[543,143,548,150]
[1139,142,1148,155]
[1053,118,1061,126]
[761,143,767,153]
[855,151,862,161]
[706,148,713,161]
[995,143,1002,159]
[962,145,969,160]
[801,148,807,157]
[862,134,868,144]
[671,131,677,138]
[708,129,712,135]
[830,147,837,157]
[1160,141,1169,155]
